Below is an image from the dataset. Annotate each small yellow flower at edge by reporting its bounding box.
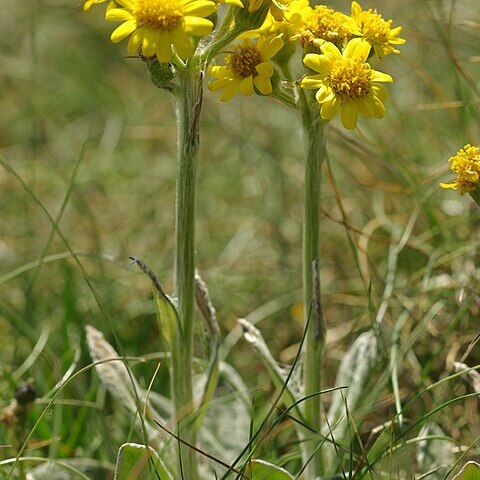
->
[208,35,284,101]
[440,144,480,193]
[105,0,217,63]
[301,38,393,130]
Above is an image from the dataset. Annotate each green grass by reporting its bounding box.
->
[0,0,479,478]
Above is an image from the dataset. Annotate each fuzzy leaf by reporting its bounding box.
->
[114,443,173,480]
[452,462,480,480]
[26,459,111,479]
[416,423,454,479]
[327,330,378,430]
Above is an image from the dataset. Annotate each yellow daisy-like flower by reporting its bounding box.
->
[440,144,480,193]
[105,0,216,62]
[351,1,405,58]
[295,5,360,48]
[301,38,393,130]
[208,35,284,101]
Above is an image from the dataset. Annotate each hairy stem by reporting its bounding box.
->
[300,88,327,478]
[172,65,203,480]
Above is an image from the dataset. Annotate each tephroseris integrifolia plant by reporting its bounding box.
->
[84,0,404,478]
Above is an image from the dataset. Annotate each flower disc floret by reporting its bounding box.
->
[301,38,393,129]
[134,0,183,30]
[105,0,216,62]
[329,57,372,99]
[226,43,263,77]
[208,35,284,101]
[351,1,405,58]
[440,144,480,193]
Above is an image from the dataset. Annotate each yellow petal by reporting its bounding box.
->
[184,16,214,36]
[439,182,458,189]
[320,96,340,120]
[320,42,342,60]
[171,28,193,59]
[371,95,386,118]
[239,76,254,96]
[105,8,132,21]
[300,75,324,90]
[259,35,284,61]
[156,31,172,62]
[220,83,240,102]
[303,54,332,75]
[356,97,373,117]
[316,86,334,104]
[351,1,362,18]
[127,31,142,54]
[253,75,272,95]
[184,0,216,17]
[142,29,160,57]
[116,0,135,10]
[255,61,273,77]
[341,101,358,129]
[373,71,393,83]
[209,78,232,92]
[110,20,136,43]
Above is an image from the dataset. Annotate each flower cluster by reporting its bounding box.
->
[83,0,405,129]
[440,145,480,193]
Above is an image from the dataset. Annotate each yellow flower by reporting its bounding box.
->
[208,35,284,101]
[351,1,405,58]
[295,5,360,48]
[440,144,480,193]
[301,38,393,129]
[105,0,216,62]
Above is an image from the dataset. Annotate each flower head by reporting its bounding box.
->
[301,38,393,129]
[295,5,360,48]
[351,1,405,58]
[440,144,480,193]
[105,0,216,62]
[208,35,284,101]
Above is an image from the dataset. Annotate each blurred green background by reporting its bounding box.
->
[1,0,479,473]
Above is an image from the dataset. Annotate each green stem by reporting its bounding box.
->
[299,88,327,478]
[469,188,480,207]
[172,65,203,480]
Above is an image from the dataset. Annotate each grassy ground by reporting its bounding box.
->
[0,0,479,478]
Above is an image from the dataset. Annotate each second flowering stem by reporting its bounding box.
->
[300,88,327,478]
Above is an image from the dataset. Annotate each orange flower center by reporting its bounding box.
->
[226,41,262,77]
[329,57,372,99]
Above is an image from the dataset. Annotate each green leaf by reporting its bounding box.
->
[114,443,173,480]
[248,459,294,479]
[27,459,111,479]
[416,423,454,479]
[452,462,480,480]
[154,290,180,348]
